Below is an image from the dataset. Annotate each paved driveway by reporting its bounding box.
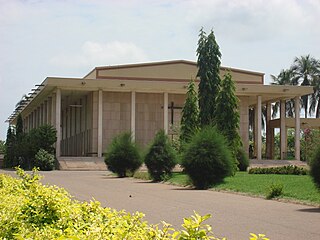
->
[2,170,320,240]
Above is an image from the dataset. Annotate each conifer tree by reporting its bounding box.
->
[215,72,242,157]
[4,125,16,167]
[197,28,222,126]
[16,113,23,138]
[180,78,200,143]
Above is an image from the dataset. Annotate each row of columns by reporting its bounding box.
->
[254,95,300,160]
[25,89,303,161]
[23,99,53,133]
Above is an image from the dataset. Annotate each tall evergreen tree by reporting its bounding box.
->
[180,78,200,143]
[16,113,23,138]
[215,72,242,157]
[4,125,16,168]
[197,28,222,126]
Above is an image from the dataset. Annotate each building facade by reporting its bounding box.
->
[8,60,313,169]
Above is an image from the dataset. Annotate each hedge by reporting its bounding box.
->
[248,165,308,175]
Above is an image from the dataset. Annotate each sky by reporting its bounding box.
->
[1,0,320,140]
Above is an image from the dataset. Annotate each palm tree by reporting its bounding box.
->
[270,69,296,118]
[310,75,320,118]
[291,55,320,118]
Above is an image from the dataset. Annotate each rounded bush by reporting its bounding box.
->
[104,132,142,177]
[237,148,249,171]
[34,149,55,171]
[310,146,320,190]
[182,126,234,189]
[144,130,177,181]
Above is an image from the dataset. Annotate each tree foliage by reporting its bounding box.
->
[182,126,235,189]
[34,149,55,171]
[4,126,16,168]
[104,132,142,177]
[144,130,177,181]
[4,124,57,169]
[0,140,5,154]
[215,72,242,157]
[271,69,296,118]
[291,55,320,118]
[180,78,200,144]
[16,113,24,138]
[310,145,320,190]
[197,28,221,126]
[271,55,320,118]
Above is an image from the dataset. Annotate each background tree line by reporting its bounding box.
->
[4,113,57,170]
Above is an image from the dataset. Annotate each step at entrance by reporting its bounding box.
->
[58,157,107,171]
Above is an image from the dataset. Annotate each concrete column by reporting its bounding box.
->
[37,107,41,127]
[51,94,56,127]
[280,100,287,159]
[295,96,301,161]
[256,96,262,160]
[97,90,103,157]
[33,110,36,129]
[55,89,61,158]
[28,114,31,130]
[41,103,45,125]
[131,91,136,141]
[270,127,275,159]
[24,116,28,133]
[164,92,168,134]
[265,102,272,159]
[47,98,51,125]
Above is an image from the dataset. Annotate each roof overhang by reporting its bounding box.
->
[236,84,313,106]
[7,77,314,124]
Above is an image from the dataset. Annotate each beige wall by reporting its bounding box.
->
[97,63,198,81]
[136,93,164,146]
[102,92,131,151]
[96,62,263,85]
[168,94,185,135]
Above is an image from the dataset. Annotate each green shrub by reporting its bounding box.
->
[237,148,249,171]
[182,126,234,189]
[0,140,5,154]
[104,132,142,177]
[310,146,320,190]
[266,182,284,199]
[29,124,57,155]
[248,165,308,175]
[144,130,177,181]
[34,149,55,171]
[4,124,57,170]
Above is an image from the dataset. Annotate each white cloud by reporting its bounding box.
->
[50,41,148,70]
[1,0,320,139]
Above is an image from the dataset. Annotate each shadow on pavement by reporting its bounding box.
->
[297,208,320,213]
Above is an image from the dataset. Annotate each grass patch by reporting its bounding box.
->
[134,171,320,205]
[214,172,320,204]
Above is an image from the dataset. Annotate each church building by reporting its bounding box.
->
[7,60,313,170]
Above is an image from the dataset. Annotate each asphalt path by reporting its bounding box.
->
[2,170,320,240]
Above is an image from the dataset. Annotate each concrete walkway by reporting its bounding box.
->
[1,170,320,240]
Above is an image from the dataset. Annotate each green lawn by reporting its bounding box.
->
[134,172,320,205]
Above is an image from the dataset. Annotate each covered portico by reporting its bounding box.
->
[239,85,313,161]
